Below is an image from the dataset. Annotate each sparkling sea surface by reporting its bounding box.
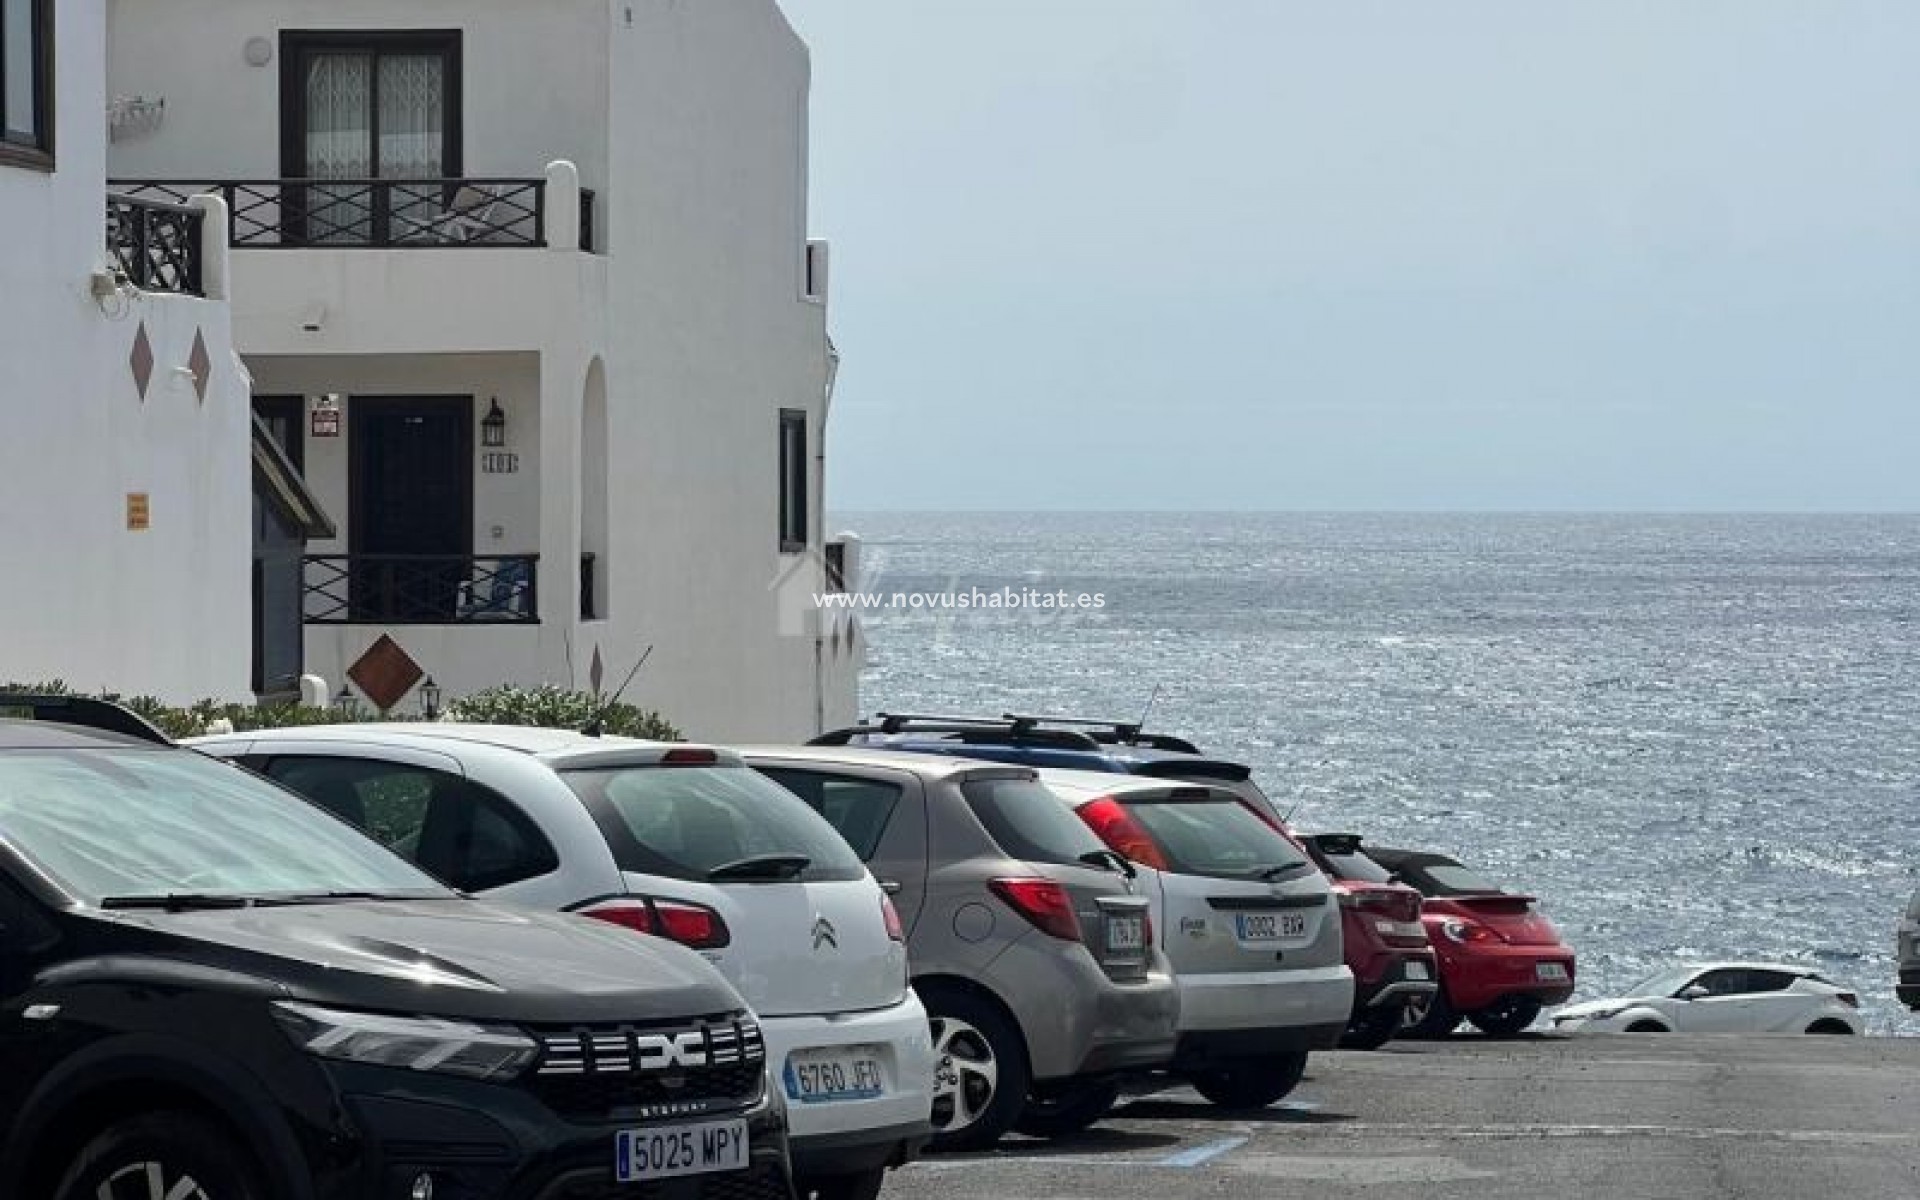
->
[834,512,1920,1033]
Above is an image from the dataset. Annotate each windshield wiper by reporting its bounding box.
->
[707,854,811,882]
[269,890,440,904]
[1080,849,1137,878]
[99,893,255,912]
[1257,862,1313,882]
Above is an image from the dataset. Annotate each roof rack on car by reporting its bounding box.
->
[998,712,1203,755]
[0,694,173,746]
[806,713,1105,750]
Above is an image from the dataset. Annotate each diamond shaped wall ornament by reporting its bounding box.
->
[188,328,211,403]
[346,635,425,715]
[589,645,605,695]
[130,323,154,399]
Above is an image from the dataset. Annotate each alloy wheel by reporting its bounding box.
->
[95,1162,214,1200]
[929,1014,1000,1134]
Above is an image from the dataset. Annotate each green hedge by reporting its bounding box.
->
[1,680,680,742]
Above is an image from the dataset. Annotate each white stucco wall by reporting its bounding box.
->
[0,0,252,702]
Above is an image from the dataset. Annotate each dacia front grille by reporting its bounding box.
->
[528,1016,766,1121]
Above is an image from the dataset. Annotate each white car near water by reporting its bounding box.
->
[1551,962,1863,1035]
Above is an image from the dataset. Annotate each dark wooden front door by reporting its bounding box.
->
[350,398,472,620]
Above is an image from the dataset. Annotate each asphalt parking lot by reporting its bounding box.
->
[886,1034,1920,1200]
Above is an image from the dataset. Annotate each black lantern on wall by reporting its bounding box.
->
[420,676,443,720]
[481,399,507,448]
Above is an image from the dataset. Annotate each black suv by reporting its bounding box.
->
[0,698,791,1200]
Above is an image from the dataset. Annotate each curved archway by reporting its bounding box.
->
[579,357,609,621]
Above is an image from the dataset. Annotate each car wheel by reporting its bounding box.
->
[1188,1051,1310,1110]
[1014,1078,1121,1139]
[1341,1004,1405,1051]
[54,1111,264,1200]
[922,985,1030,1152]
[1467,997,1542,1037]
[1402,988,1461,1039]
[798,1167,888,1200]
[1625,1020,1668,1033]
[1805,1020,1855,1035]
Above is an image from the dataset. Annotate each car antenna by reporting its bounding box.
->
[583,645,652,738]
[1134,684,1161,740]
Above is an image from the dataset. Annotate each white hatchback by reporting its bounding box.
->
[1037,769,1353,1108]
[1551,962,1864,1035]
[192,725,935,1200]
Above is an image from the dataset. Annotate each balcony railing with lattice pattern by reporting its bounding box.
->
[304,554,541,624]
[108,179,597,251]
[106,195,205,295]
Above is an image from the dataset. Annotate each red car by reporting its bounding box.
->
[1335,844,1576,1038]
[1300,836,1438,1048]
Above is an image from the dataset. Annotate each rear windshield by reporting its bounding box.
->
[565,765,866,883]
[1322,847,1394,884]
[961,778,1108,867]
[1416,863,1501,896]
[1125,799,1308,879]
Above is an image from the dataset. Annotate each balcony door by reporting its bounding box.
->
[280,31,462,243]
[349,398,473,621]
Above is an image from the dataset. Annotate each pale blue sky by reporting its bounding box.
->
[783,2,1920,512]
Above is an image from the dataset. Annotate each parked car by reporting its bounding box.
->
[1298,835,1439,1049]
[0,697,790,1200]
[1899,889,1920,1011]
[1035,770,1352,1106]
[739,746,1181,1150]
[192,724,933,1200]
[813,713,1438,1047]
[1551,962,1863,1034]
[1361,846,1577,1037]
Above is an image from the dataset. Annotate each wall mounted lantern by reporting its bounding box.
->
[420,676,443,720]
[481,399,508,448]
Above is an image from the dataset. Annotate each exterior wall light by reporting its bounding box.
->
[481,399,508,448]
[420,676,443,720]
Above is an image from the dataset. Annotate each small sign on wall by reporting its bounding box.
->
[311,396,342,438]
[126,493,150,531]
[482,451,520,474]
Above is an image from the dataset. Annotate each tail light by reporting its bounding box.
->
[1440,918,1504,945]
[578,897,732,949]
[1143,909,1155,948]
[881,894,906,942]
[1838,992,1860,1008]
[1337,888,1423,923]
[1076,799,1168,870]
[988,878,1082,941]
[660,747,720,765]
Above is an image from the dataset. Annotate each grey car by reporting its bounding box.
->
[1900,889,1920,1012]
[742,747,1181,1151]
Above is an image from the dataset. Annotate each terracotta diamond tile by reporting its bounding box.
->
[347,635,425,715]
[130,322,154,400]
[188,328,211,403]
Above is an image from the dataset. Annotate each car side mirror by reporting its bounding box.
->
[1679,984,1710,1001]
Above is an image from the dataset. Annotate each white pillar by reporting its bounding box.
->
[189,193,232,301]
[545,160,582,253]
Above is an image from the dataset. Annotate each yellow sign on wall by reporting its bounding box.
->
[126,493,150,531]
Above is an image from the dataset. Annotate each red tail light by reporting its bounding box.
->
[1440,918,1503,945]
[660,747,720,765]
[578,897,731,949]
[1076,799,1169,870]
[881,894,906,942]
[1337,887,1423,923]
[988,878,1082,941]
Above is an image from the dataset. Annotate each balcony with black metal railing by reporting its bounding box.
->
[105,194,206,296]
[304,554,541,625]
[109,174,598,253]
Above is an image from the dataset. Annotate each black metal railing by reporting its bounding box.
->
[110,178,569,249]
[580,552,598,620]
[106,194,204,295]
[304,554,540,624]
[824,542,848,593]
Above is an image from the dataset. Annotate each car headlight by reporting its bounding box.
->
[272,1001,538,1081]
[1570,1004,1629,1022]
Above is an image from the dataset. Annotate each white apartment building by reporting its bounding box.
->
[104,0,860,740]
[0,0,257,701]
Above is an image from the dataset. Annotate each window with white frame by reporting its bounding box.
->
[0,0,52,167]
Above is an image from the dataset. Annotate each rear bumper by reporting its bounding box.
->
[1353,954,1439,1012]
[762,995,936,1156]
[788,1119,931,1177]
[982,931,1181,1083]
[1174,963,1354,1034]
[1441,946,1576,1011]
[1172,1021,1346,1069]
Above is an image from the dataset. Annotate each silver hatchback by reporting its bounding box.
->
[743,747,1181,1151]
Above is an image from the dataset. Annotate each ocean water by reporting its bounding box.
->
[834,512,1920,1033]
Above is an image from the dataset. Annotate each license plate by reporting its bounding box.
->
[1107,914,1145,954]
[783,1047,886,1103]
[1536,962,1570,982]
[1235,912,1307,942]
[615,1119,748,1183]
[1405,960,1431,981]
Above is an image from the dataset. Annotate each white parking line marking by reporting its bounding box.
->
[1160,1136,1248,1167]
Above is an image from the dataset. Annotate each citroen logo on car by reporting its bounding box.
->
[812,917,838,951]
